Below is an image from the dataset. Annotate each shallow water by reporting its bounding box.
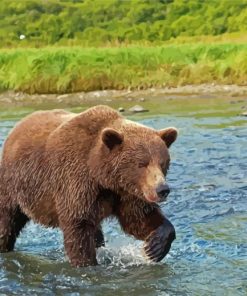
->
[0,98,247,295]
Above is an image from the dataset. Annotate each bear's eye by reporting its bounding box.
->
[138,160,149,168]
[161,161,170,174]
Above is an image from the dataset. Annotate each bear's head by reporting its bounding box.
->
[90,122,178,203]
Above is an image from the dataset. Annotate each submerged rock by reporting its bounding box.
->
[118,107,125,112]
[128,105,149,113]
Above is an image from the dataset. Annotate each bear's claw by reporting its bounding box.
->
[144,218,176,262]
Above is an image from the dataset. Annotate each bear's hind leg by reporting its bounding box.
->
[95,226,105,248]
[0,204,29,252]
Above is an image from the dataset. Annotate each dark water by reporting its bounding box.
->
[0,102,247,295]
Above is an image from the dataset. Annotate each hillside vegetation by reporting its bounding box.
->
[1,0,247,47]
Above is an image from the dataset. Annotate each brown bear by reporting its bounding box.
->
[0,105,177,267]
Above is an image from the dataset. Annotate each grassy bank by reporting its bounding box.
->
[1,43,247,94]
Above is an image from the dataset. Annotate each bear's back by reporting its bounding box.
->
[45,105,122,154]
[1,109,73,164]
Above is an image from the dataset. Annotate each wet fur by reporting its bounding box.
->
[0,106,176,266]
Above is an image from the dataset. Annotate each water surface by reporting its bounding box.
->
[0,97,246,295]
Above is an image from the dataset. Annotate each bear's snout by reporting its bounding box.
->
[156,183,170,201]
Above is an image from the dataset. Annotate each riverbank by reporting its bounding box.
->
[1,44,247,94]
[1,84,247,107]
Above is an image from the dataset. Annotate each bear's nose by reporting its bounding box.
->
[156,184,170,201]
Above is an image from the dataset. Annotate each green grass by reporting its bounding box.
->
[1,43,247,94]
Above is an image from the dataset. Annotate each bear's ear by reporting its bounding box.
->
[158,127,178,148]
[102,128,124,150]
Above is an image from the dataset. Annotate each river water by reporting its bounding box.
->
[0,97,246,295]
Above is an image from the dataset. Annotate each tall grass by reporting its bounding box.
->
[0,44,247,94]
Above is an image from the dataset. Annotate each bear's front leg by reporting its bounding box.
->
[115,199,176,262]
[60,218,98,267]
